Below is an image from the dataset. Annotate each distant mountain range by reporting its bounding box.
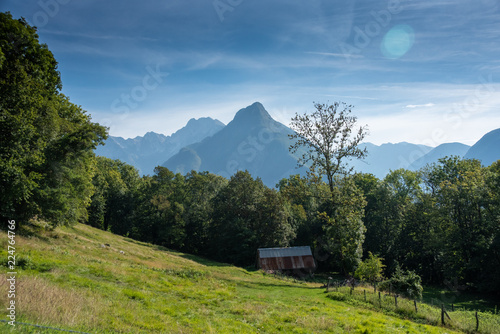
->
[95,117,224,174]
[95,102,500,186]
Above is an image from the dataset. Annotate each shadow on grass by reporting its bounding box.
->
[0,220,53,242]
[233,279,320,292]
[422,285,500,313]
[178,253,235,267]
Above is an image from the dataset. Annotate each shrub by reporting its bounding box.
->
[379,266,423,299]
[1,254,34,269]
[354,252,385,284]
[16,255,34,269]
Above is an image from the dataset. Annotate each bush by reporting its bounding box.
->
[1,254,34,270]
[16,255,34,269]
[354,252,385,283]
[379,266,423,299]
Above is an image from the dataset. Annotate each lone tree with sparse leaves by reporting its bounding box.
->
[288,101,368,199]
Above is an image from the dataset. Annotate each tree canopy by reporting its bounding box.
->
[0,12,107,227]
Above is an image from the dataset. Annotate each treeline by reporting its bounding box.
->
[87,156,500,294]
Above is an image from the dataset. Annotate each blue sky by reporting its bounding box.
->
[2,0,500,145]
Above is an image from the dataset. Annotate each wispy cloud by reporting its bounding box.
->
[305,51,364,59]
[39,29,159,42]
[405,103,435,108]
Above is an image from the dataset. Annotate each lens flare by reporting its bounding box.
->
[381,24,415,59]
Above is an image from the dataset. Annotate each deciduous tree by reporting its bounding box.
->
[288,102,368,198]
[0,12,106,227]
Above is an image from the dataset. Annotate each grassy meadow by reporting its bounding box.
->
[326,286,499,334]
[0,223,492,333]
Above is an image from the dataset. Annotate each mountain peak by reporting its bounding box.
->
[136,131,167,142]
[186,118,197,126]
[232,102,273,125]
[186,116,218,125]
[143,131,163,137]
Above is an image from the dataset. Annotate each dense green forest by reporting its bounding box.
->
[1,12,499,298]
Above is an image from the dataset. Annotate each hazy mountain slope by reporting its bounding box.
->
[163,102,306,186]
[351,142,433,178]
[409,142,471,171]
[464,128,500,166]
[96,117,225,175]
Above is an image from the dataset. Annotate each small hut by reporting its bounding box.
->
[256,246,316,273]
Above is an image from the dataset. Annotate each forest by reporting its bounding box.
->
[1,11,499,298]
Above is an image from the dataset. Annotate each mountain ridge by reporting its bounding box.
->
[96,102,500,183]
[95,117,225,175]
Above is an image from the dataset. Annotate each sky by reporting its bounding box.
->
[2,0,500,146]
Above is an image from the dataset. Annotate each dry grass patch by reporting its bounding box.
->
[0,275,103,329]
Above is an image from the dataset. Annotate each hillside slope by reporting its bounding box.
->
[409,142,471,171]
[464,128,500,166]
[0,224,461,334]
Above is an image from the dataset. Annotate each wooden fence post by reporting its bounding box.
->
[475,311,479,331]
[414,300,418,313]
[395,295,398,308]
[364,290,366,302]
[378,292,381,307]
[440,304,451,326]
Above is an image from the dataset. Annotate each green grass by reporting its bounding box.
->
[0,223,476,333]
[326,286,500,334]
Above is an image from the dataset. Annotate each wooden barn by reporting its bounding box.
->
[256,246,316,273]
